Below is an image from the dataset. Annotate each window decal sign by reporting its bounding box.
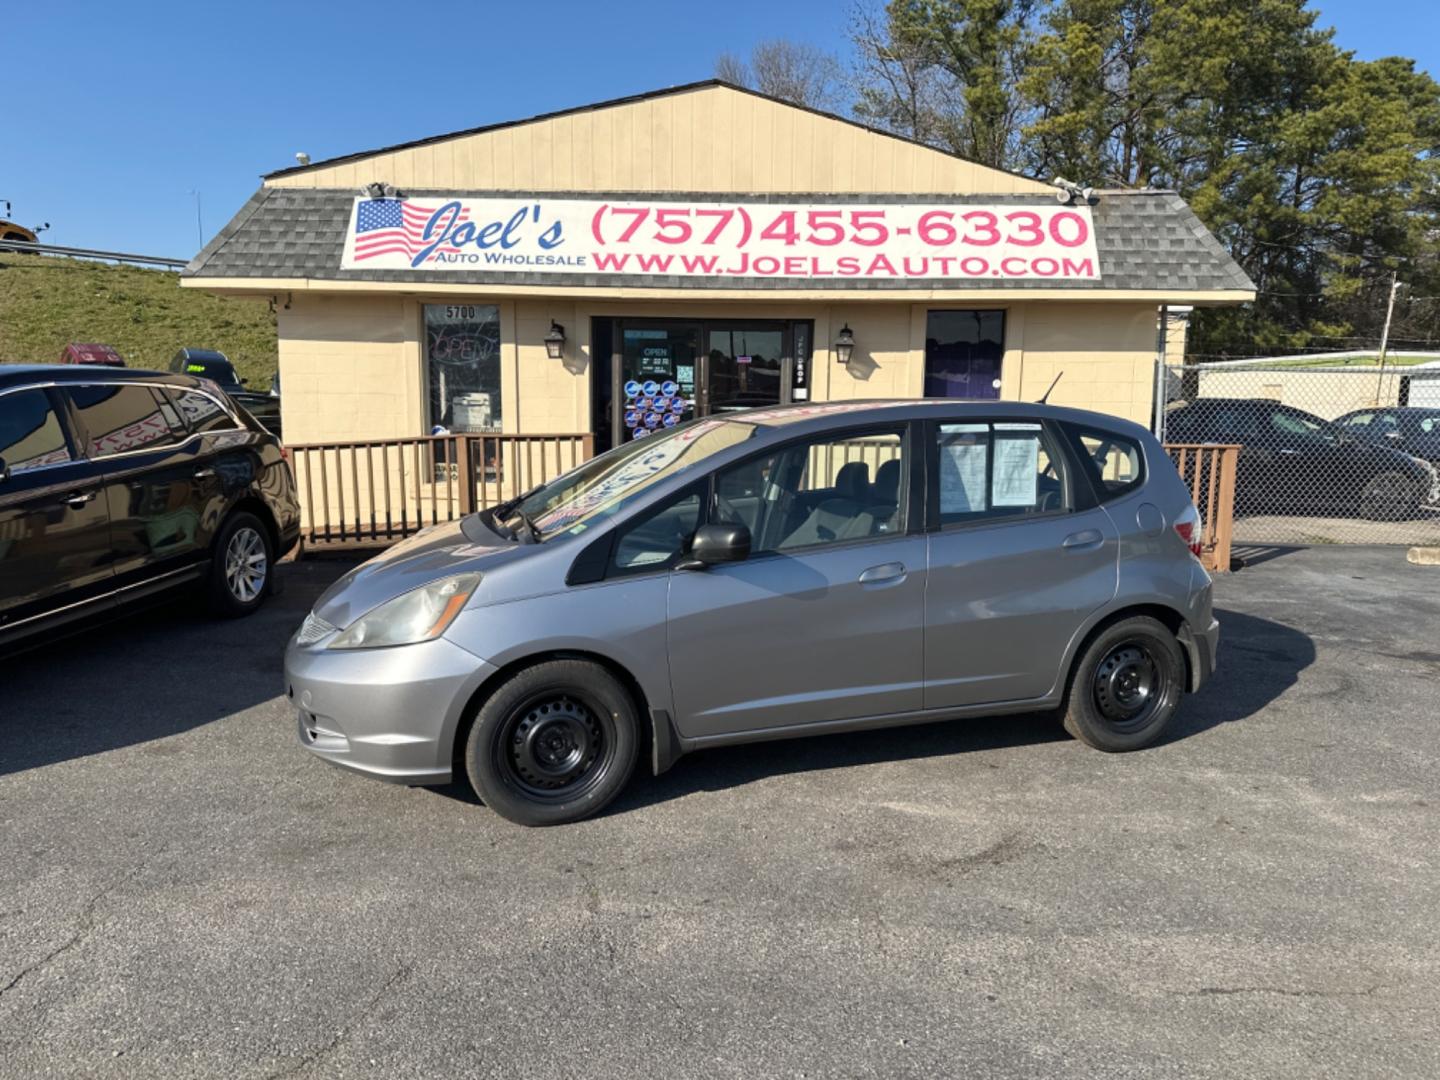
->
[342,197,1101,281]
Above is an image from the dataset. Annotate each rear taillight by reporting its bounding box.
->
[1174,505,1204,560]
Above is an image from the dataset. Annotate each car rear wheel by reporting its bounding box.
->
[1359,471,1419,522]
[209,511,273,617]
[1062,616,1185,752]
[465,660,639,826]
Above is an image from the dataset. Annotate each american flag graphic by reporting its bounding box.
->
[351,199,471,262]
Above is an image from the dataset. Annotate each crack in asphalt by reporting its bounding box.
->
[1174,984,1387,999]
[263,961,414,1079]
[0,848,165,1004]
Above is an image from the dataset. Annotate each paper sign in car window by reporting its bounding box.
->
[938,423,988,514]
[992,424,1041,507]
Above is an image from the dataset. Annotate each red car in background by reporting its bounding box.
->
[58,343,126,367]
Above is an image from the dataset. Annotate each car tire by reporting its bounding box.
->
[1061,616,1185,753]
[1358,471,1419,522]
[209,511,273,618]
[465,660,640,827]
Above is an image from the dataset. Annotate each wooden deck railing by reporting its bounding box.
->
[1164,443,1240,573]
[290,433,593,548]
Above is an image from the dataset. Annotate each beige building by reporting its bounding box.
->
[183,81,1253,451]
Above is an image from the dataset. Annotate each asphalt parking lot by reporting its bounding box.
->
[2,547,1438,1079]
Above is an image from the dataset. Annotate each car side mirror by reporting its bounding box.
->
[677,522,751,570]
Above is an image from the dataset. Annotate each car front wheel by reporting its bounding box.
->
[465,660,640,826]
[1062,616,1185,752]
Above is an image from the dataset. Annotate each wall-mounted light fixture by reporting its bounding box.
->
[544,321,567,360]
[362,182,400,200]
[834,323,856,365]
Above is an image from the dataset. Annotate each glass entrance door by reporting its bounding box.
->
[611,319,806,445]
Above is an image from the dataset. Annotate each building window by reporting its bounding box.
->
[925,310,1005,400]
[425,304,501,433]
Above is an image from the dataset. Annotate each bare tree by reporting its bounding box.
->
[714,40,846,112]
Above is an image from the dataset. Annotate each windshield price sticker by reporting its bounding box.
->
[343,197,1099,281]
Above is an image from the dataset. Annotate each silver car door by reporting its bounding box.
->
[666,424,925,739]
[923,419,1118,710]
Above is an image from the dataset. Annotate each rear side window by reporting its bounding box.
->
[1067,426,1144,501]
[67,384,184,458]
[934,421,1069,526]
[171,387,239,434]
[0,389,72,474]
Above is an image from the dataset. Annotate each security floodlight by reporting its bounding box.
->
[295,152,311,166]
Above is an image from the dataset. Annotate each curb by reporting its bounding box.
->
[1407,547,1440,566]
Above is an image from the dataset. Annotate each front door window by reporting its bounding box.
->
[612,320,809,446]
[425,304,501,433]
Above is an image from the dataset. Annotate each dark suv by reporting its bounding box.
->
[0,365,301,650]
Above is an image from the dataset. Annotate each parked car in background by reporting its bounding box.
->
[0,365,300,651]
[58,342,125,367]
[169,348,282,441]
[1335,406,1440,463]
[288,400,1217,826]
[1165,398,1433,520]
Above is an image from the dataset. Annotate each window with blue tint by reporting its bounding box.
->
[925,311,1005,400]
[0,390,71,473]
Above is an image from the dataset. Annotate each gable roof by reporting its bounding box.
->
[183,186,1255,296]
[264,79,1043,188]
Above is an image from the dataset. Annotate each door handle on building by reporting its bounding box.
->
[858,562,906,585]
[64,491,96,508]
[1062,529,1103,551]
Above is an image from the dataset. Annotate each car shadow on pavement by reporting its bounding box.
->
[0,560,352,777]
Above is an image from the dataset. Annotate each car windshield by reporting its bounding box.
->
[181,359,241,387]
[510,419,757,539]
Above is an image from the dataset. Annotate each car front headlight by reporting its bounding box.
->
[328,572,481,650]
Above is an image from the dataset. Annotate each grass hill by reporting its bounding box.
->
[0,253,277,385]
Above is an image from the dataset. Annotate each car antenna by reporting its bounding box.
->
[1038,371,1064,404]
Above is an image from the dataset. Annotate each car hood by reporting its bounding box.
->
[312,516,534,628]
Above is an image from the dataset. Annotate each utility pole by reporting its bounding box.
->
[190,190,204,250]
[1376,272,1400,405]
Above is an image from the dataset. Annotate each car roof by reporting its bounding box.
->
[707,398,1154,441]
[0,364,206,390]
[173,348,230,363]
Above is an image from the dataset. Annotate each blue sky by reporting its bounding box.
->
[4,0,1436,258]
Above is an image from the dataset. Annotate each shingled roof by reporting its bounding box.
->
[184,187,1253,295]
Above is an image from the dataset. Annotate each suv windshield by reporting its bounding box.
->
[510,420,757,539]
[179,358,242,388]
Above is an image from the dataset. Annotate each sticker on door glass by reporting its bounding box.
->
[992,434,1040,507]
[642,380,659,396]
[624,380,641,398]
[661,380,678,397]
[939,425,988,514]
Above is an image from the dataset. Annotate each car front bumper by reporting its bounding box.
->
[284,634,496,785]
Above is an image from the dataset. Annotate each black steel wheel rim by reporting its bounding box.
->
[1092,642,1165,732]
[495,690,614,802]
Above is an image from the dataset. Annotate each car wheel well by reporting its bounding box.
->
[1068,604,1192,695]
[451,650,652,774]
[225,497,280,556]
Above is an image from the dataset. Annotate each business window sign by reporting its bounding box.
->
[341,197,1101,282]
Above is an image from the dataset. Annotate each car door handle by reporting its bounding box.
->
[193,467,216,479]
[1062,529,1104,551]
[64,491,97,508]
[858,562,906,585]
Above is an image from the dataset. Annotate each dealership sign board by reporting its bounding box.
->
[341,197,1101,282]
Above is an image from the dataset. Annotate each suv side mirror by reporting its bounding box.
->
[678,522,751,570]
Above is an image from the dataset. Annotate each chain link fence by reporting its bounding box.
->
[1159,362,1440,547]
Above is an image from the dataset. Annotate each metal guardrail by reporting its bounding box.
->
[1165,443,1240,573]
[0,238,188,269]
[291,432,594,548]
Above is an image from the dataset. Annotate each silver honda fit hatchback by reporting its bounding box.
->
[286,401,1218,826]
